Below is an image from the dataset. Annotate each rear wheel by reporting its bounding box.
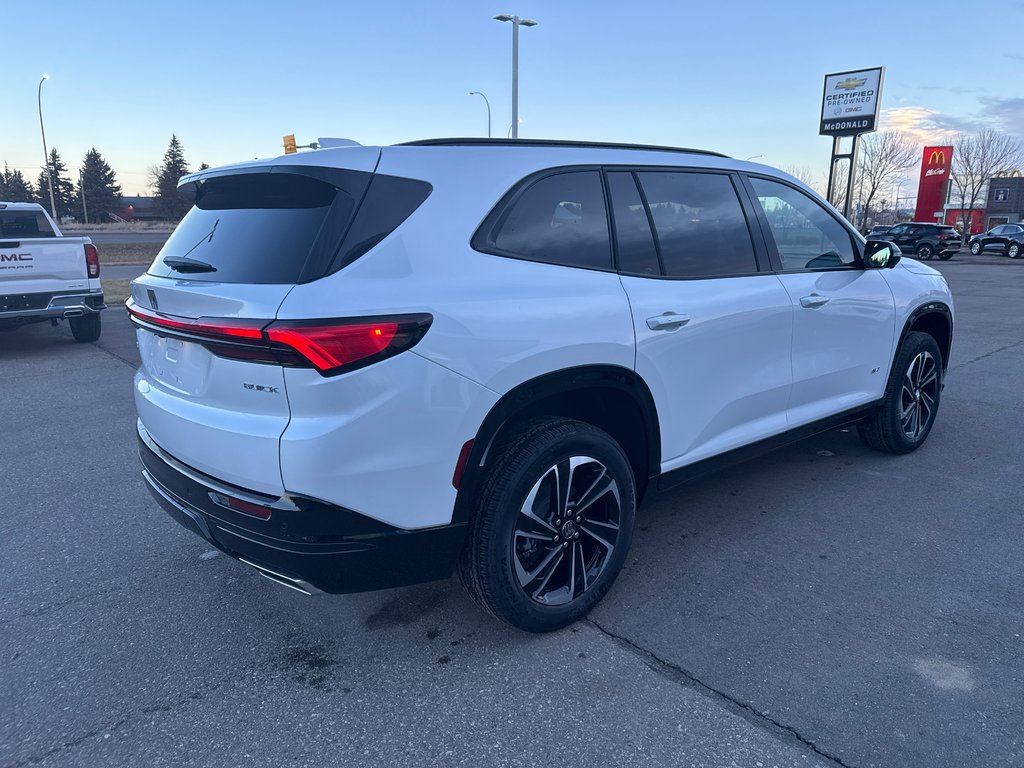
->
[916,243,934,260]
[858,332,942,454]
[459,418,636,632]
[970,240,982,255]
[69,314,101,343]
[1008,242,1021,259]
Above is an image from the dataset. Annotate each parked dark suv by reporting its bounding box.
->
[883,222,962,260]
[969,223,1024,258]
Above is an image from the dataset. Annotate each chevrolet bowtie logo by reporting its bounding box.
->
[835,77,867,91]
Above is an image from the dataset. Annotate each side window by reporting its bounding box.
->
[888,224,908,236]
[635,171,758,277]
[481,171,611,270]
[606,172,660,276]
[749,177,857,271]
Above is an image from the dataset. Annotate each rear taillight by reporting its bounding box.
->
[126,301,431,376]
[84,244,100,278]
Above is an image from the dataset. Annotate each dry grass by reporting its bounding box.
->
[97,242,162,265]
[101,278,133,306]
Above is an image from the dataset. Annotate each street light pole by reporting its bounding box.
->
[37,74,57,220]
[79,168,89,224]
[494,14,537,139]
[468,91,492,138]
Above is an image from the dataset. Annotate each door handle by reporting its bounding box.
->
[799,294,830,309]
[646,312,691,331]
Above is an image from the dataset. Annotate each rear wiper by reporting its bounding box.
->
[163,257,217,273]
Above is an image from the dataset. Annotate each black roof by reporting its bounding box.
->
[397,138,728,158]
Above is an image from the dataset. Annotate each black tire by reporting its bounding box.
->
[937,251,954,260]
[916,243,934,260]
[69,313,101,343]
[458,417,636,633]
[1008,242,1021,259]
[970,240,982,255]
[858,332,942,454]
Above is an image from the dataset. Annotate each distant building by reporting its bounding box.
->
[116,196,169,222]
[984,175,1024,229]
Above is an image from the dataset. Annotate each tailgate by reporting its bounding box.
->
[0,237,90,294]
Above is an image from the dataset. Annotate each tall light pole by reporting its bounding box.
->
[494,14,537,139]
[37,74,57,220]
[468,91,492,138]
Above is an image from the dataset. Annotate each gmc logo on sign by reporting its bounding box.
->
[0,253,32,262]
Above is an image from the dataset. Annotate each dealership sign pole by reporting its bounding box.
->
[820,66,885,222]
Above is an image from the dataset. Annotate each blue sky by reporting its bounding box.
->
[4,0,1022,196]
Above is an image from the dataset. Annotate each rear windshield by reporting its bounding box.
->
[152,172,357,284]
[939,226,959,234]
[0,210,56,238]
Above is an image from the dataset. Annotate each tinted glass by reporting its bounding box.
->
[993,226,1008,234]
[750,177,856,270]
[329,174,433,274]
[606,172,660,276]
[635,172,757,277]
[0,210,55,238]
[487,171,611,270]
[154,173,355,284]
[888,224,908,235]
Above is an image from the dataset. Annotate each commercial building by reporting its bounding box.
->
[984,175,1024,228]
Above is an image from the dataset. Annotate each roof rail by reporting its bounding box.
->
[396,137,729,158]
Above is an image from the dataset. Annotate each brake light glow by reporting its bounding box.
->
[265,322,398,372]
[84,244,100,278]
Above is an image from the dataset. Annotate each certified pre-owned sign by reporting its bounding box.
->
[820,67,884,136]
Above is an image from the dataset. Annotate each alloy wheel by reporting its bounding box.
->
[1009,244,1020,259]
[512,456,621,606]
[899,351,939,440]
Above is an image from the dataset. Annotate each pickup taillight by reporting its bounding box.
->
[84,244,100,278]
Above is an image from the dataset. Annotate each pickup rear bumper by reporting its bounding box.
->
[0,289,105,325]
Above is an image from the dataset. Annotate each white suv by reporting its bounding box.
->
[130,139,953,632]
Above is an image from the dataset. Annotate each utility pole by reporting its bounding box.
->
[37,74,57,220]
[79,167,88,224]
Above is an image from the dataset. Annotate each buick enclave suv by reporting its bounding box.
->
[130,139,953,632]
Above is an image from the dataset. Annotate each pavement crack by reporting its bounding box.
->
[951,339,1024,371]
[91,341,137,369]
[586,617,855,768]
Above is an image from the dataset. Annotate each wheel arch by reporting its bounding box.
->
[901,302,953,370]
[452,365,661,524]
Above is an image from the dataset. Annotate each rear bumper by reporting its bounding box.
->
[0,290,105,323]
[939,243,961,254]
[138,427,468,595]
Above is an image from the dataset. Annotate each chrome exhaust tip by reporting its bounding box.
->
[237,557,322,596]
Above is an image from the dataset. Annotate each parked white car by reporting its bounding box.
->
[130,139,953,631]
[0,202,104,341]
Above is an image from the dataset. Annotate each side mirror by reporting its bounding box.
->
[864,239,901,269]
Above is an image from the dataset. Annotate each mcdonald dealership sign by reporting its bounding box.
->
[914,145,953,223]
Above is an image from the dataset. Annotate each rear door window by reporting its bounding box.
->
[606,171,660,276]
[152,171,364,284]
[634,171,758,277]
[474,171,612,270]
[0,210,55,238]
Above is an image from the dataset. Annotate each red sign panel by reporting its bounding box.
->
[914,145,953,222]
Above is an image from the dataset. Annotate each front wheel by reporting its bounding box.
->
[858,332,942,454]
[1008,243,1021,259]
[69,314,101,343]
[916,244,934,260]
[459,418,636,632]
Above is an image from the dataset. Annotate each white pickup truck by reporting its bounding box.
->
[0,202,104,341]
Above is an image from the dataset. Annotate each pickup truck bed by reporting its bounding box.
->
[0,203,105,341]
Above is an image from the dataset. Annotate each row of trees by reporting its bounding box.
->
[0,136,201,222]
[797,127,1023,236]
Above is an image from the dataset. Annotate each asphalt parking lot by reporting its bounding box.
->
[2,259,1022,768]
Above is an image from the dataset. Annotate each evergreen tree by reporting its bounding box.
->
[35,148,75,220]
[153,135,191,219]
[1,165,35,202]
[75,148,122,222]
[198,162,211,171]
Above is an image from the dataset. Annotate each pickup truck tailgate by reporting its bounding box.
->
[0,237,90,294]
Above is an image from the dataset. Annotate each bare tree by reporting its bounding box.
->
[822,161,850,213]
[854,131,917,228]
[950,127,1024,240]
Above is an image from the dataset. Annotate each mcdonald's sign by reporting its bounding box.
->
[915,145,954,223]
[994,169,1023,178]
